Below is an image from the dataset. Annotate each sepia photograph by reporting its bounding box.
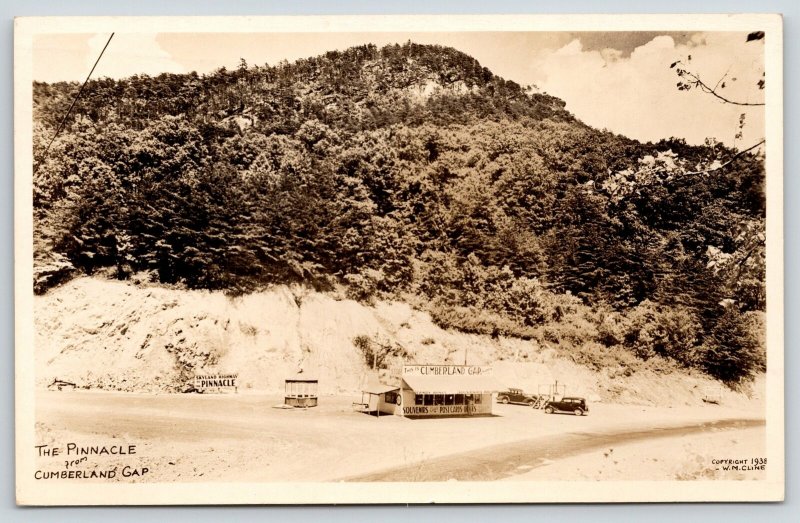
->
[14,14,784,505]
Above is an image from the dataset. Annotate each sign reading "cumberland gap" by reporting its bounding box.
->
[193,373,238,392]
[402,365,492,376]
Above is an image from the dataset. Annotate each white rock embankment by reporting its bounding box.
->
[34,277,764,408]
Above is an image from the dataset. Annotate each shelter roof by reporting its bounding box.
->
[362,384,400,395]
[285,375,318,382]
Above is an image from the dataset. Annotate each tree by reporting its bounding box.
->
[696,306,765,383]
[670,31,766,163]
[671,31,765,107]
[30,41,767,384]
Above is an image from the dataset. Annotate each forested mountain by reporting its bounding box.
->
[32,42,766,383]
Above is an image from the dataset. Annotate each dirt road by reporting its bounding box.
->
[347,418,764,481]
[34,391,765,482]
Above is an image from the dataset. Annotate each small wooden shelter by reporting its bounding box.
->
[353,383,401,417]
[284,375,319,407]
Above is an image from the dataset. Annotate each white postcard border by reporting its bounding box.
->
[14,13,784,505]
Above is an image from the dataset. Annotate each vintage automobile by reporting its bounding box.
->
[543,397,589,416]
[497,388,539,406]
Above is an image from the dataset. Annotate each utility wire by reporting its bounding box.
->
[35,32,115,173]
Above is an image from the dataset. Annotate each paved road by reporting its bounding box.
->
[345,418,765,482]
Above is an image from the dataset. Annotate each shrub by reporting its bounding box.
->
[742,310,767,372]
[343,269,384,303]
[413,250,464,300]
[33,251,76,294]
[493,276,548,326]
[696,307,765,383]
[353,335,374,367]
[239,322,258,337]
[428,301,537,339]
[566,341,642,374]
[352,334,408,369]
[623,300,700,364]
[595,308,629,347]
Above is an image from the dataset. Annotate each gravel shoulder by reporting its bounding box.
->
[503,425,766,481]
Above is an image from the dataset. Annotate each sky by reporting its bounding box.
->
[32,31,765,147]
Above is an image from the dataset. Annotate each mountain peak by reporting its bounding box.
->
[254,41,572,127]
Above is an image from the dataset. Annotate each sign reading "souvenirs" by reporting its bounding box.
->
[402,404,492,416]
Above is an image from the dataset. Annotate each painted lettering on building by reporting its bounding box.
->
[402,365,492,376]
[402,404,490,416]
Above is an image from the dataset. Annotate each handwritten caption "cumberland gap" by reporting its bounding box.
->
[34,442,150,480]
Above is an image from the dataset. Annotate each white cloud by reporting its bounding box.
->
[87,33,186,79]
[532,33,765,147]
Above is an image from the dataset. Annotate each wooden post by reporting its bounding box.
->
[399,380,404,419]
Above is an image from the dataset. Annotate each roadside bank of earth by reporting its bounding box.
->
[36,276,763,409]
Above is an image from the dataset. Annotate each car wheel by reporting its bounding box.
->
[574,408,583,416]
[527,400,535,407]
[501,397,509,404]
[544,406,554,414]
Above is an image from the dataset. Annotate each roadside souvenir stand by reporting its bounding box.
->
[398,364,497,418]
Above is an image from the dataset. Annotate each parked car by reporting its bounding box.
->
[497,388,540,406]
[543,397,589,416]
